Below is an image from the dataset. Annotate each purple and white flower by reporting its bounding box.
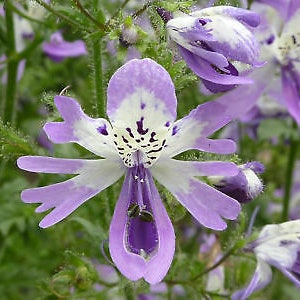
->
[232,220,300,299]
[17,58,256,284]
[241,0,300,126]
[209,161,264,203]
[166,6,261,93]
[42,31,87,62]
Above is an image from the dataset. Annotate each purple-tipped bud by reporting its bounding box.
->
[156,7,173,23]
[209,161,264,203]
[119,25,139,47]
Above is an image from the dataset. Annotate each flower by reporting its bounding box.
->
[240,0,300,126]
[18,58,256,284]
[42,31,87,62]
[232,220,300,299]
[209,161,264,203]
[166,6,261,93]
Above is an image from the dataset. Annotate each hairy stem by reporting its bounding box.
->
[92,38,105,117]
[282,128,299,221]
[73,0,106,31]
[2,0,18,125]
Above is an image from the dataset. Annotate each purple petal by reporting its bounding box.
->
[282,69,300,126]
[17,156,83,174]
[194,138,236,154]
[109,171,147,281]
[232,258,272,300]
[191,161,238,176]
[192,6,260,28]
[162,83,263,158]
[153,159,238,178]
[44,96,118,158]
[257,0,300,21]
[106,58,177,124]
[143,169,175,284]
[106,59,178,166]
[43,31,87,62]
[109,167,175,284]
[179,46,253,86]
[151,159,241,230]
[21,159,124,227]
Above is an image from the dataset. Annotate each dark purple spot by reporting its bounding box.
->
[147,146,163,154]
[97,125,108,135]
[172,126,179,136]
[149,132,158,143]
[165,121,170,127]
[122,136,129,143]
[266,34,275,45]
[141,103,146,109]
[136,117,149,135]
[126,127,134,138]
[280,240,295,246]
[198,18,207,26]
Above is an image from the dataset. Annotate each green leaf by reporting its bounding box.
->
[69,216,107,241]
[0,119,41,160]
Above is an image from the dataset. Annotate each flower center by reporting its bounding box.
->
[274,33,300,65]
[125,165,159,258]
[112,117,168,168]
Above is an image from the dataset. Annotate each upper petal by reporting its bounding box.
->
[44,96,118,158]
[106,58,178,166]
[107,58,177,125]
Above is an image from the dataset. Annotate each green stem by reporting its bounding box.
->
[2,0,18,126]
[191,242,239,281]
[92,38,105,117]
[124,283,135,300]
[73,0,106,31]
[132,0,153,18]
[109,0,131,20]
[282,128,299,221]
[33,0,91,33]
[165,241,242,285]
